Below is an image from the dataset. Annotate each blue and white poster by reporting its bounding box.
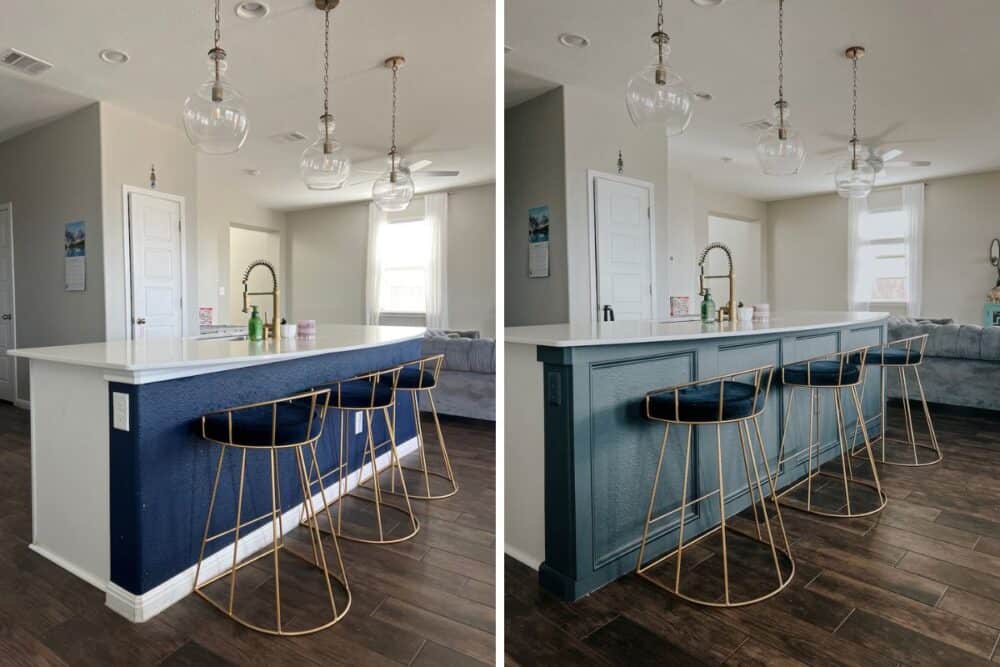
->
[64,221,86,291]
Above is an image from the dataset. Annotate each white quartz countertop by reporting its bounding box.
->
[504,311,888,347]
[9,324,425,373]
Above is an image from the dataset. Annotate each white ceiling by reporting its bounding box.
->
[505,0,1000,202]
[0,0,495,211]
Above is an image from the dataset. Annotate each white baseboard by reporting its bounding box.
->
[504,544,542,571]
[105,436,417,623]
[29,543,106,590]
[14,398,30,410]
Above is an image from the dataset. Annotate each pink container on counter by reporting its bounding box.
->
[297,320,316,338]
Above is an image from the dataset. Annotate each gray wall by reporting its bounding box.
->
[287,184,497,337]
[767,169,1000,324]
[505,89,569,326]
[0,104,105,402]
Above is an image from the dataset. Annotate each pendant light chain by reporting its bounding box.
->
[390,60,399,167]
[213,0,221,52]
[655,0,666,65]
[777,0,784,119]
[323,7,331,119]
[851,52,859,167]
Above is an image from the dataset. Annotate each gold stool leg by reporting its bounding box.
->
[193,445,227,592]
[737,420,762,540]
[227,450,248,615]
[913,367,942,460]
[380,389,460,501]
[635,423,670,573]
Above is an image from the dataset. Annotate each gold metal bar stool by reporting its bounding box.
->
[303,366,421,544]
[775,346,888,518]
[637,364,795,607]
[362,354,458,500]
[849,334,942,467]
[193,388,350,636]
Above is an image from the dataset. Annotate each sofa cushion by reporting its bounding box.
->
[422,336,495,373]
[887,316,1000,362]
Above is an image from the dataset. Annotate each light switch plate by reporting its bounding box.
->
[218,285,225,296]
[112,392,130,431]
[355,412,363,434]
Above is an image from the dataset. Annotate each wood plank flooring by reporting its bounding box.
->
[505,403,1000,667]
[0,402,495,666]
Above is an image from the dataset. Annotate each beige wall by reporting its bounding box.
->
[100,102,199,339]
[505,89,569,327]
[667,169,768,310]
[767,169,1000,323]
[197,165,289,326]
[0,104,104,402]
[286,184,496,336]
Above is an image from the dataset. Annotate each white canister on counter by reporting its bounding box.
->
[280,323,297,338]
[752,304,770,321]
[737,306,755,322]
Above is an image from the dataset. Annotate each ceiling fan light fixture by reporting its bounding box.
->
[625,0,693,136]
[755,0,805,176]
[300,2,350,190]
[234,1,270,20]
[182,0,249,154]
[373,55,415,212]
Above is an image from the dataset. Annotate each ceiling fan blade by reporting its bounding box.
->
[416,170,460,178]
[879,148,903,162]
[408,159,433,172]
[883,160,931,168]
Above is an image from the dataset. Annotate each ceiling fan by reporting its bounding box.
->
[821,145,930,175]
[347,156,460,187]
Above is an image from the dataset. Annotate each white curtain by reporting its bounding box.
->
[902,183,925,317]
[425,192,449,329]
[846,195,870,311]
[364,203,388,325]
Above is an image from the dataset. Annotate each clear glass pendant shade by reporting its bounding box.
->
[625,46,693,136]
[755,103,806,175]
[300,116,351,190]
[182,58,249,155]
[372,157,414,212]
[835,151,876,199]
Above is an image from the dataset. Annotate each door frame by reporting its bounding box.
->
[121,186,188,340]
[587,170,657,322]
[0,202,18,406]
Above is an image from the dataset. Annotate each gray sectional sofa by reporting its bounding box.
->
[420,330,496,421]
[886,316,1000,411]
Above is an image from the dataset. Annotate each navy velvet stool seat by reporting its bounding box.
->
[195,388,351,635]
[775,347,887,519]
[637,364,794,607]
[362,354,458,501]
[302,366,420,545]
[849,334,941,467]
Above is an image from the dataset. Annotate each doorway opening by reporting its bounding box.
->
[707,215,763,307]
[229,226,281,325]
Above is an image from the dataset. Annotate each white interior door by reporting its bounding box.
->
[0,205,14,402]
[129,192,183,340]
[594,176,653,321]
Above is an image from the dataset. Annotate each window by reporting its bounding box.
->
[855,208,909,303]
[377,218,431,314]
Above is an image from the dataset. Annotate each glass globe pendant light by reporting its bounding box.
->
[372,56,415,212]
[300,0,351,190]
[625,0,693,136]
[835,46,876,199]
[755,0,806,175]
[182,0,249,154]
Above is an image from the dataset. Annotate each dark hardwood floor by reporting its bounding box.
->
[505,404,1000,667]
[0,402,495,666]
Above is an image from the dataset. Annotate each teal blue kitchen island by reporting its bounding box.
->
[504,311,888,601]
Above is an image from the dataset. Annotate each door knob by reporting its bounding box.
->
[136,317,147,325]
[0,314,10,321]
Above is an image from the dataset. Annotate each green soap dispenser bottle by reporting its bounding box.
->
[700,289,716,324]
[248,305,264,342]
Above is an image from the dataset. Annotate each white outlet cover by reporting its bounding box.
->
[355,412,363,434]
[112,392,130,431]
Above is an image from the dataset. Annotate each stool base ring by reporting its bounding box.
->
[195,544,352,636]
[358,465,459,501]
[306,491,421,545]
[776,471,888,518]
[637,524,796,608]
[851,435,943,467]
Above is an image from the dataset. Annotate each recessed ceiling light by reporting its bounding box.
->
[690,0,726,6]
[721,156,733,163]
[245,168,262,176]
[234,1,270,20]
[558,33,590,49]
[99,49,129,65]
[694,91,713,101]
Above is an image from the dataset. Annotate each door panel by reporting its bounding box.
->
[595,178,652,321]
[129,193,183,340]
[0,207,13,401]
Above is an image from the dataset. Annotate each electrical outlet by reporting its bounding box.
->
[113,392,130,431]
[355,412,363,434]
[218,285,225,296]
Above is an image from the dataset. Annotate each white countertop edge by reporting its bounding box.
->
[504,311,889,347]
[9,326,425,376]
